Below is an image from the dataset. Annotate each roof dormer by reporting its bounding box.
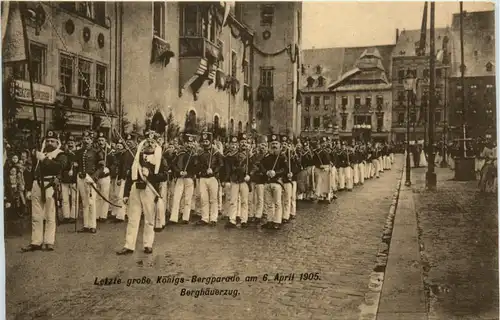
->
[317,76,325,87]
[486,61,494,72]
[306,76,315,88]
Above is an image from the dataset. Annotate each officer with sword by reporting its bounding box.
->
[60,135,78,224]
[22,129,68,252]
[117,127,167,255]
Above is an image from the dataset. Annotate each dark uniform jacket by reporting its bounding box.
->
[74,147,103,182]
[123,153,168,198]
[225,151,252,184]
[172,149,198,179]
[250,151,267,185]
[28,150,68,192]
[197,148,223,179]
[61,149,77,184]
[258,153,287,184]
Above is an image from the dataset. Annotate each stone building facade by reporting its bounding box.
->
[391,28,453,143]
[120,1,301,137]
[447,10,495,139]
[3,1,119,137]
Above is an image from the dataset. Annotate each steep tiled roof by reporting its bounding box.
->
[393,28,453,58]
[301,45,395,92]
[301,48,344,92]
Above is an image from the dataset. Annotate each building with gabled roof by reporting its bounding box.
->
[300,43,395,141]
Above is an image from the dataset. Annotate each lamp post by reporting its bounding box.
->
[426,1,437,190]
[403,71,417,186]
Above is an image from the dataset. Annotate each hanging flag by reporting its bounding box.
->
[436,49,444,63]
[221,1,235,27]
[1,1,11,42]
[2,1,27,63]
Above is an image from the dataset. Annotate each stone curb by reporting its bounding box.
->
[358,159,404,320]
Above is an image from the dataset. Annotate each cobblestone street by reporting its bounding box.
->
[6,157,402,320]
[412,166,498,320]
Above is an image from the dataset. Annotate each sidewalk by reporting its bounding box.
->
[378,165,498,320]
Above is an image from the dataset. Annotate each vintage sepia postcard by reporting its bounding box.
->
[2,1,497,319]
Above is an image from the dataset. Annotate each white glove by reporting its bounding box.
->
[85,176,94,184]
[103,167,110,174]
[207,168,213,175]
[68,170,73,176]
[5,202,11,209]
[123,197,129,205]
[26,191,31,200]
[141,167,149,177]
[73,162,79,168]
[35,152,45,161]
[287,172,293,179]
[180,171,186,177]
[244,175,250,182]
[267,170,276,178]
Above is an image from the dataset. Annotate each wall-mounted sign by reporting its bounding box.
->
[67,112,91,125]
[10,80,56,104]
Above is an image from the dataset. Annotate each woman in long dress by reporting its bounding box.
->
[419,144,428,167]
[478,141,497,193]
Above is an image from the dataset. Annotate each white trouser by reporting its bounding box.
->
[264,182,283,224]
[77,175,97,229]
[372,160,379,178]
[282,182,293,220]
[199,177,219,223]
[291,181,297,217]
[252,184,265,218]
[353,164,360,185]
[110,178,125,220]
[345,166,353,190]
[378,157,384,172]
[31,181,56,245]
[61,182,77,219]
[330,166,338,192]
[229,182,249,224]
[124,184,155,250]
[223,183,232,216]
[170,177,194,222]
[96,176,111,219]
[338,167,346,189]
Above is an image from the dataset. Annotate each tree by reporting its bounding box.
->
[121,108,131,135]
[166,111,180,141]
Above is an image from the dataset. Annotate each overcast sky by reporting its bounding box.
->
[302,1,495,49]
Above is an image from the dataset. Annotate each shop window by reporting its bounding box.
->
[78,58,91,97]
[59,53,74,94]
[153,1,166,39]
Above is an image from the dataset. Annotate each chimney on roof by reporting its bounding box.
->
[396,28,399,42]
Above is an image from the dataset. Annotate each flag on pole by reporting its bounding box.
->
[2,1,27,63]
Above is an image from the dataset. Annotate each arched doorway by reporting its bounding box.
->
[237,121,243,133]
[185,109,197,132]
[230,119,234,135]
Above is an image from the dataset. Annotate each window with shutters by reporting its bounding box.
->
[365,96,372,106]
[314,96,320,106]
[354,96,361,107]
[313,117,320,128]
[303,116,311,129]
